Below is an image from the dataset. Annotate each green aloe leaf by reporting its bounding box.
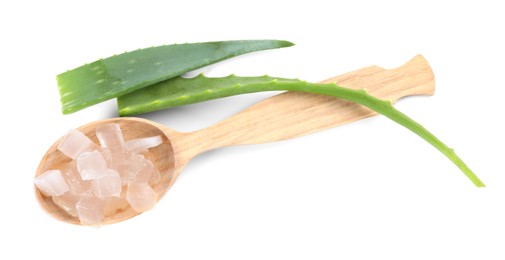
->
[57,40,294,114]
[118,75,485,187]
[118,75,302,115]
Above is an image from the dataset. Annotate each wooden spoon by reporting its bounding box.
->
[35,55,434,225]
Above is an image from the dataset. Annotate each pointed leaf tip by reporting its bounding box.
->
[276,40,295,47]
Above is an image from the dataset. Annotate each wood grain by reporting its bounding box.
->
[170,55,435,169]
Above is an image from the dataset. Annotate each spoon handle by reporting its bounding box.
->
[183,55,434,156]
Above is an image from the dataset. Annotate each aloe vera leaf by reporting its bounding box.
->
[118,76,484,187]
[57,40,294,114]
[118,75,302,115]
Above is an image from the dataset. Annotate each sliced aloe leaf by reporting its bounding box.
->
[57,40,294,114]
[118,75,484,187]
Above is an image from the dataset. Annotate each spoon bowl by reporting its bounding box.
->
[35,118,176,225]
[35,55,435,225]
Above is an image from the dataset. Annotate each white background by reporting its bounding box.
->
[1,0,504,259]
